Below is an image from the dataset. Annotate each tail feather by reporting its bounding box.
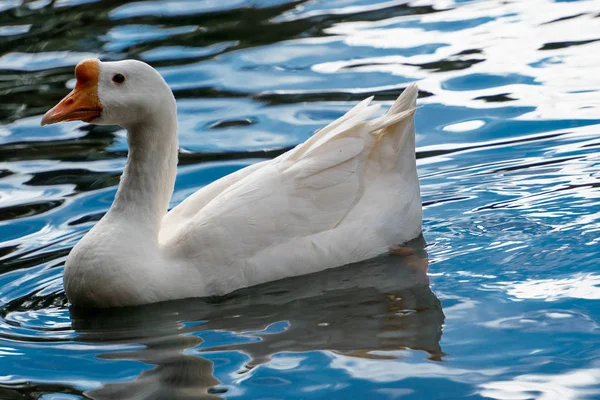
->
[368,107,416,134]
[368,83,418,134]
[288,84,419,168]
[368,84,419,171]
[387,82,418,116]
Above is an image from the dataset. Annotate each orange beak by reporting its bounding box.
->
[41,59,103,126]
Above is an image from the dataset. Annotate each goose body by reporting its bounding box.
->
[42,59,422,307]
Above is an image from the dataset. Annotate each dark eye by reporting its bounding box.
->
[112,74,125,84]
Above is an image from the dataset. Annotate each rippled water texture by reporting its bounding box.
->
[1,0,600,399]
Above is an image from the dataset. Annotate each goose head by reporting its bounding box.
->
[41,59,175,128]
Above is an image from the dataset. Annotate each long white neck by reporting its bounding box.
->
[108,111,179,236]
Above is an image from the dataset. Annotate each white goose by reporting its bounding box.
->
[42,59,422,308]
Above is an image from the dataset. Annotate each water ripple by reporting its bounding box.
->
[0,0,599,398]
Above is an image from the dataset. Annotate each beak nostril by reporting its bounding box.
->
[66,98,74,105]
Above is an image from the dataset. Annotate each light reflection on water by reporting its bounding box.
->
[0,0,599,399]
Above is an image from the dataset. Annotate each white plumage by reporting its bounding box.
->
[43,59,422,307]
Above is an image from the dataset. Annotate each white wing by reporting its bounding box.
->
[161,99,378,252]
[159,160,269,244]
[160,84,420,294]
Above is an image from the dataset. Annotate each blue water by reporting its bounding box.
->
[1,0,600,398]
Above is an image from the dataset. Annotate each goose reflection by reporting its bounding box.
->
[70,237,443,400]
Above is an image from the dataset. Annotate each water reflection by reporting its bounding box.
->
[2,0,599,397]
[87,335,221,400]
[70,238,443,399]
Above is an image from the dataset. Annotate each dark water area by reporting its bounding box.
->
[0,0,600,399]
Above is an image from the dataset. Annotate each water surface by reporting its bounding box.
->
[1,0,600,399]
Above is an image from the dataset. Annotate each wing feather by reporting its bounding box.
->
[165,124,373,261]
[161,87,418,265]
